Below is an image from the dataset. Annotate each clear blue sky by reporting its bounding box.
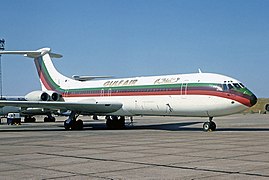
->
[1,0,269,97]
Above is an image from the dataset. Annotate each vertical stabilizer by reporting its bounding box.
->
[34,52,73,92]
[0,48,72,92]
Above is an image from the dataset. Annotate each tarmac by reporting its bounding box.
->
[0,114,269,179]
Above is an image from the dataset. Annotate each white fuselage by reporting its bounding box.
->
[56,73,251,117]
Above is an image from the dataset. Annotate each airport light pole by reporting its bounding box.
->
[0,39,5,100]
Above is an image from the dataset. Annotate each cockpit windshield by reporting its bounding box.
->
[233,83,241,89]
[221,82,245,91]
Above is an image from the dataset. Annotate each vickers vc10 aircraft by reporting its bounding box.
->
[0,48,257,131]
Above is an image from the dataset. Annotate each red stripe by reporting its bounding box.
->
[35,58,54,91]
[39,71,53,90]
[63,90,252,107]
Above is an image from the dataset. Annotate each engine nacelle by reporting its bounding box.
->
[25,91,50,101]
[46,91,63,101]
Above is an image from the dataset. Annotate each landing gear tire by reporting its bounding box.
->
[64,119,83,130]
[203,122,211,132]
[64,120,72,130]
[118,116,125,128]
[73,119,83,130]
[203,119,217,132]
[106,116,125,129]
[106,117,113,129]
[210,121,216,131]
[63,111,83,130]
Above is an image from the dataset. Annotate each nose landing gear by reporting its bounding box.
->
[203,117,216,132]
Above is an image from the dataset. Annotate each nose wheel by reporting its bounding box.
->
[203,117,216,132]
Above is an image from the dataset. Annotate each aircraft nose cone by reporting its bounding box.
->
[250,94,257,107]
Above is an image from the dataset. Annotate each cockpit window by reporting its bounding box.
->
[233,83,241,89]
[221,82,245,91]
[228,84,234,89]
[222,84,228,91]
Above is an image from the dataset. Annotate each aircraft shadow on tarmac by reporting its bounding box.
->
[0,121,202,132]
[86,122,269,132]
[216,128,269,132]
[2,121,269,132]
[85,121,203,131]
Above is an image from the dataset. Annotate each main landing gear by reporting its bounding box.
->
[203,117,216,132]
[63,113,126,130]
[64,111,83,130]
[106,116,125,129]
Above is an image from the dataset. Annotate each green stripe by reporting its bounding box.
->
[40,59,253,96]
[66,83,217,92]
[40,58,63,91]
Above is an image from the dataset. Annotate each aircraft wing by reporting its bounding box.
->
[0,100,122,114]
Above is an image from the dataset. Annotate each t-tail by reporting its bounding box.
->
[33,48,72,92]
[0,48,73,92]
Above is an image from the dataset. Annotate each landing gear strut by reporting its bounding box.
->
[106,116,125,129]
[203,117,216,132]
[64,111,83,130]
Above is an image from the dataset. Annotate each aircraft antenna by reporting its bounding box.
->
[0,39,5,100]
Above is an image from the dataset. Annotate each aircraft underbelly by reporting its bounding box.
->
[68,94,248,117]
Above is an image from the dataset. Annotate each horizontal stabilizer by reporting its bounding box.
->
[72,75,113,81]
[0,48,62,58]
